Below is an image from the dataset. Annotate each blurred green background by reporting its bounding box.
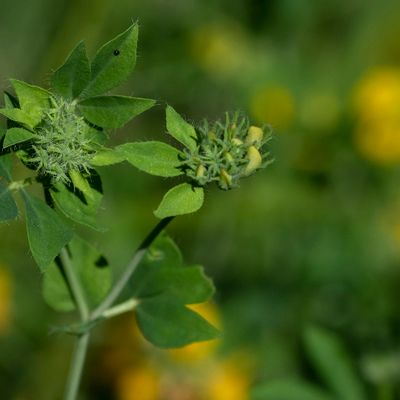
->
[2,0,400,399]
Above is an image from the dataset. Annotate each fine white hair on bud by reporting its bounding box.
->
[24,98,100,183]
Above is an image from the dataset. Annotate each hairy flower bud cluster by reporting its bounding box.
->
[23,98,98,183]
[181,112,272,190]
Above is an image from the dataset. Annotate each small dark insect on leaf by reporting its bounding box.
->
[113,50,120,56]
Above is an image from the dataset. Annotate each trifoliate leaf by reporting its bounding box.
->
[154,183,204,218]
[78,95,155,128]
[166,105,197,152]
[23,192,73,271]
[82,24,139,97]
[117,141,183,177]
[51,41,91,100]
[43,236,111,312]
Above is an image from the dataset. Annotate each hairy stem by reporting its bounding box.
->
[91,217,173,319]
[60,247,90,400]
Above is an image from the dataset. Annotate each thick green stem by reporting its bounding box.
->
[60,247,90,400]
[91,217,173,319]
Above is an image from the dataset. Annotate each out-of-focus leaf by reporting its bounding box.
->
[304,325,366,400]
[0,181,18,222]
[251,379,334,400]
[117,141,183,177]
[78,96,155,128]
[166,105,197,152]
[51,41,91,100]
[154,183,204,218]
[43,236,111,312]
[23,191,73,271]
[82,24,139,97]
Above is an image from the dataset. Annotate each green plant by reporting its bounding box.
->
[0,24,271,399]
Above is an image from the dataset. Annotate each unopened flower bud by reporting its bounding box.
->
[246,126,264,146]
[220,169,232,188]
[232,138,243,146]
[208,130,217,141]
[196,164,206,178]
[224,152,234,162]
[245,146,262,175]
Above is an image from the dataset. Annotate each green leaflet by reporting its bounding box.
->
[23,192,73,272]
[69,170,94,201]
[3,127,35,148]
[166,105,197,152]
[51,41,91,100]
[90,148,125,167]
[0,181,18,222]
[50,180,103,231]
[82,24,139,98]
[135,265,214,305]
[9,79,50,127]
[78,96,155,128]
[136,298,219,349]
[304,326,366,400]
[43,236,111,312]
[0,154,12,181]
[251,380,334,400]
[117,141,183,177]
[129,234,217,348]
[0,108,38,129]
[154,183,204,218]
[3,92,16,108]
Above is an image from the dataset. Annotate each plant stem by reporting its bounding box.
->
[60,247,90,400]
[64,333,90,400]
[91,216,173,319]
[60,248,90,320]
[102,298,139,319]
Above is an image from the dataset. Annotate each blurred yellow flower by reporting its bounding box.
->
[116,366,159,400]
[249,86,295,130]
[206,362,250,400]
[189,23,249,76]
[168,302,221,363]
[0,265,11,335]
[353,67,400,122]
[353,67,400,163]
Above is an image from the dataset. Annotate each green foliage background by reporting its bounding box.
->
[1,0,400,399]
